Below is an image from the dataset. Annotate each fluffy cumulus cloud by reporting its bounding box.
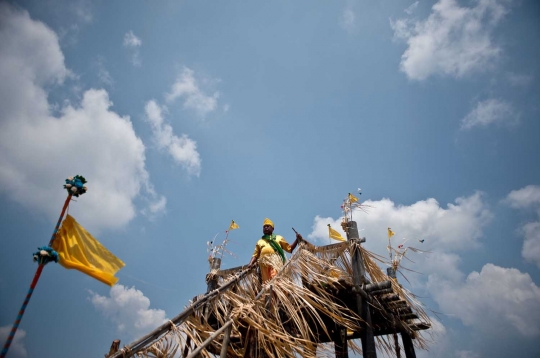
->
[428,264,540,337]
[0,3,160,231]
[391,0,512,80]
[123,30,142,66]
[506,185,540,267]
[308,192,493,292]
[506,185,540,211]
[309,192,492,252]
[461,98,518,130]
[145,100,201,176]
[0,326,27,358]
[89,285,167,336]
[166,67,220,117]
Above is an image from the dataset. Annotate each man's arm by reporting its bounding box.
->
[248,255,258,267]
[290,233,302,252]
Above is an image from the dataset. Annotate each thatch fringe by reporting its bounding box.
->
[126,239,431,358]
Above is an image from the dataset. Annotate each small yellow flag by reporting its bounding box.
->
[388,227,395,239]
[52,215,125,286]
[348,193,358,203]
[228,220,239,231]
[328,224,346,242]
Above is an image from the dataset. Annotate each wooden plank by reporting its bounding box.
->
[370,288,394,296]
[364,281,391,292]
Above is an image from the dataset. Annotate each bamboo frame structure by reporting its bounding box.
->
[109,223,432,358]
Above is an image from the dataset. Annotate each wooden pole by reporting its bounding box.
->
[393,333,401,358]
[205,257,222,324]
[346,220,377,358]
[182,337,192,358]
[401,332,416,358]
[186,320,233,358]
[219,322,232,358]
[207,257,222,292]
[106,339,121,357]
[1,193,72,358]
[333,326,348,358]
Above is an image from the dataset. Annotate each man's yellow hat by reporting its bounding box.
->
[263,218,274,228]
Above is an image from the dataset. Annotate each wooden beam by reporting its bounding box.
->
[386,300,407,309]
[398,313,418,321]
[364,281,391,292]
[395,307,412,315]
[370,288,394,296]
[408,322,430,331]
[380,294,400,302]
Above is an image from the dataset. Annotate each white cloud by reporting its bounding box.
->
[506,185,540,210]
[460,98,518,129]
[417,317,451,358]
[506,72,533,87]
[56,0,93,46]
[428,264,540,337]
[506,185,540,267]
[391,0,512,80]
[166,67,220,117]
[339,8,356,33]
[89,285,167,336]
[521,222,540,268]
[404,1,420,15]
[309,192,492,252]
[144,100,202,176]
[0,3,159,231]
[0,326,27,358]
[308,192,492,294]
[123,31,142,67]
[94,56,114,87]
[123,31,142,48]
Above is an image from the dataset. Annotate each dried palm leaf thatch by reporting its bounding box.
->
[127,239,432,358]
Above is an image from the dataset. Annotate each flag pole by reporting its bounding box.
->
[0,173,87,358]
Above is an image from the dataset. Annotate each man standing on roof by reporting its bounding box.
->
[248,218,302,283]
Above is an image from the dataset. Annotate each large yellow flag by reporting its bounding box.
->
[328,224,346,242]
[228,220,239,231]
[52,215,125,286]
[348,193,358,203]
[388,227,395,239]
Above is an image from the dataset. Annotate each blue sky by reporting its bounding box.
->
[0,0,539,357]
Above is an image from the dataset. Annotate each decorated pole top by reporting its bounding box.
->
[63,175,88,197]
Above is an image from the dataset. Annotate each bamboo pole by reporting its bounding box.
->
[219,323,232,358]
[333,325,348,358]
[185,320,233,358]
[1,193,72,358]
